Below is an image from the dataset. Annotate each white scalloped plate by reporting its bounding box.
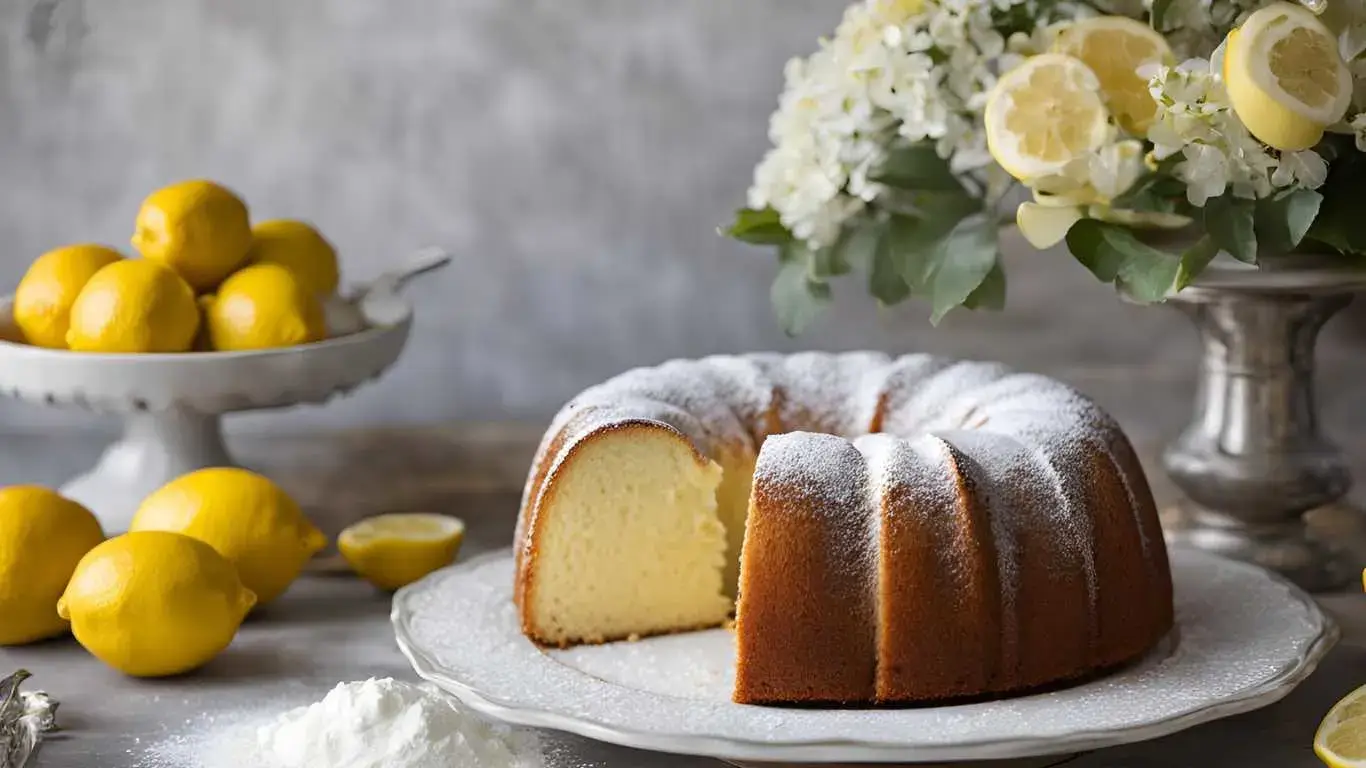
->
[393,547,1337,764]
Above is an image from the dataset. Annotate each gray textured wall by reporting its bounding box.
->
[3,0,1366,438]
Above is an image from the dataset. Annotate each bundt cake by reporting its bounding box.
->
[513,352,1174,706]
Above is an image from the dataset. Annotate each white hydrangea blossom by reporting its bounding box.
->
[1351,113,1366,151]
[1143,58,1329,206]
[747,0,1084,249]
[1032,139,1149,203]
[1157,0,1263,58]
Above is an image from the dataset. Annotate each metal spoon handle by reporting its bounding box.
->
[349,247,452,301]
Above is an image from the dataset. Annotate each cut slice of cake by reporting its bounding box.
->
[517,420,732,647]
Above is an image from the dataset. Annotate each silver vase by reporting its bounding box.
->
[1160,252,1366,592]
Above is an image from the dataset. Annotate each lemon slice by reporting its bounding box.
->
[1052,16,1173,136]
[1316,682,1366,767]
[338,513,465,591]
[985,53,1113,183]
[1224,1,1351,151]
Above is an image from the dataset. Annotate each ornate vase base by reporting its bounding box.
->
[1162,501,1361,592]
[1156,254,1366,593]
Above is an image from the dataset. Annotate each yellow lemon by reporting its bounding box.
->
[57,531,255,677]
[130,468,327,605]
[131,180,253,293]
[0,487,104,645]
[985,53,1113,183]
[65,260,200,353]
[339,513,465,591]
[13,244,124,349]
[249,219,341,297]
[1052,16,1173,136]
[1224,2,1351,151]
[201,264,327,352]
[1316,682,1366,767]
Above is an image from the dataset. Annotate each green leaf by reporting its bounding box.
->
[1306,168,1363,253]
[869,228,911,305]
[809,244,851,280]
[1151,0,1175,29]
[873,143,966,194]
[1256,189,1323,253]
[886,195,984,291]
[770,245,830,336]
[1066,220,1180,304]
[828,218,883,276]
[963,259,1006,311]
[888,214,941,292]
[725,208,792,246]
[1203,194,1257,264]
[928,213,999,324]
[1175,235,1220,291]
[1110,159,1188,215]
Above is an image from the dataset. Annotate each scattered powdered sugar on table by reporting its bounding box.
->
[138,678,541,768]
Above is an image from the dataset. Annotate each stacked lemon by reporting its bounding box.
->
[8,179,356,353]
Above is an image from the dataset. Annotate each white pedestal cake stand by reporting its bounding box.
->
[0,251,444,533]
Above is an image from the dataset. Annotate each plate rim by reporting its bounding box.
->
[393,547,1339,763]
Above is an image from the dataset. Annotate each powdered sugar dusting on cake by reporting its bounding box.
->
[753,432,879,585]
[770,352,890,435]
[853,433,896,648]
[929,430,1021,645]
[879,360,1013,435]
[754,432,867,511]
[579,362,755,452]
[700,354,783,441]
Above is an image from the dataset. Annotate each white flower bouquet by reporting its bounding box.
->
[724,0,1366,333]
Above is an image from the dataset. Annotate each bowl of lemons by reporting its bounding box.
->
[0,179,449,534]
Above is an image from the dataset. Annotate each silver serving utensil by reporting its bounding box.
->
[326,246,453,336]
[0,670,58,768]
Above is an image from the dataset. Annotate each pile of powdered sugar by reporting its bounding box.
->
[138,678,541,768]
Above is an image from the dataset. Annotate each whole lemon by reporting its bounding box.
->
[0,486,104,645]
[66,260,201,353]
[249,219,341,297]
[130,468,328,605]
[58,531,255,677]
[13,244,124,349]
[131,180,252,292]
[201,263,326,352]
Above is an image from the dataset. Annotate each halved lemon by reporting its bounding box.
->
[985,53,1113,183]
[338,513,465,591]
[1052,15,1174,136]
[1315,682,1366,767]
[1224,2,1351,151]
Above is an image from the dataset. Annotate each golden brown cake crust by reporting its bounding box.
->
[874,436,1004,702]
[733,434,877,705]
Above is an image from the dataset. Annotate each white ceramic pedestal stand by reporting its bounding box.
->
[0,251,444,533]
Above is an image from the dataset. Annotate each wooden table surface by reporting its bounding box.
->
[1,424,1364,768]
